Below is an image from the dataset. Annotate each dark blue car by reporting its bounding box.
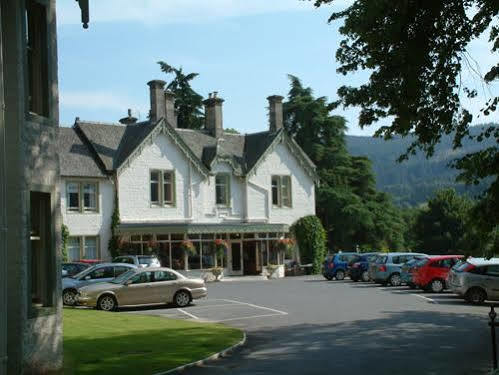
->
[323,252,360,281]
[349,252,380,282]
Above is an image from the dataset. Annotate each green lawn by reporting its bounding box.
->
[63,308,243,375]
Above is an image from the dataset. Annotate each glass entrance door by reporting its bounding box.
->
[230,242,243,275]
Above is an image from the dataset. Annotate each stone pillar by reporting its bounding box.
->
[267,95,284,132]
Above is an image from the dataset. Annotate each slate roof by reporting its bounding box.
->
[57,120,316,179]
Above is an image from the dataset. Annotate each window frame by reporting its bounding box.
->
[150,169,176,207]
[271,175,292,208]
[66,181,99,213]
[215,173,231,207]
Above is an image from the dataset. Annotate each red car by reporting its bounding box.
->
[413,255,464,293]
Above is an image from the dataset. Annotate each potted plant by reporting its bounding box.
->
[180,240,196,256]
[277,238,295,254]
[265,264,280,279]
[145,239,159,255]
[210,267,224,281]
[214,239,229,261]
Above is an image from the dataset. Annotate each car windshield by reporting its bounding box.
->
[71,265,97,279]
[111,269,137,284]
[453,261,471,272]
[138,256,156,265]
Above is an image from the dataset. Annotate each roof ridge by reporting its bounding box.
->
[77,120,125,127]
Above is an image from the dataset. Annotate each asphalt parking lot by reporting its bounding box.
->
[127,276,493,374]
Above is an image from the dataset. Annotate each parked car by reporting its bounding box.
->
[62,262,90,277]
[400,256,429,288]
[370,253,427,286]
[62,263,137,306]
[448,257,499,304]
[112,255,161,268]
[323,252,360,281]
[413,255,464,292]
[76,267,208,311]
[349,253,380,282]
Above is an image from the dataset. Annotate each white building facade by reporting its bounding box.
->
[58,81,317,277]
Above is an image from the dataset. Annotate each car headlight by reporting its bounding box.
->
[78,291,88,297]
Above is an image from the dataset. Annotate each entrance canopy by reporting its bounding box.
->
[117,222,289,235]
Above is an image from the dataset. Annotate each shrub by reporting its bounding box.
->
[291,215,326,274]
[61,224,69,262]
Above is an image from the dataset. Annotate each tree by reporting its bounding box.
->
[158,61,204,129]
[413,189,473,254]
[284,75,407,251]
[291,215,327,274]
[312,0,498,254]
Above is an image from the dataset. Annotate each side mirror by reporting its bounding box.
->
[84,275,91,280]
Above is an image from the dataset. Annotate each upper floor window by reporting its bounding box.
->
[215,174,230,206]
[271,175,292,208]
[150,170,176,207]
[26,0,49,117]
[67,236,100,261]
[66,182,98,213]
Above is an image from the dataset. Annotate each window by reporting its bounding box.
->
[486,265,499,277]
[114,266,130,277]
[67,236,100,260]
[154,271,177,282]
[66,182,98,213]
[88,267,114,279]
[131,272,153,284]
[26,0,49,117]
[150,170,176,206]
[215,174,230,206]
[271,175,292,207]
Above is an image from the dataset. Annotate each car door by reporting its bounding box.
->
[484,265,499,300]
[151,270,179,303]
[119,271,155,306]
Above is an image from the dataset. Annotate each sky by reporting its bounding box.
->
[56,0,498,136]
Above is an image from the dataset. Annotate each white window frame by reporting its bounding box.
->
[66,181,99,213]
[271,175,292,208]
[68,235,100,260]
[215,173,231,206]
[150,170,176,207]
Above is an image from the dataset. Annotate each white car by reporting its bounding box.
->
[112,255,161,268]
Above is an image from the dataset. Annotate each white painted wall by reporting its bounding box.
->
[247,140,316,225]
[60,178,114,260]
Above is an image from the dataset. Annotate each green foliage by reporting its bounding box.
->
[158,61,204,129]
[108,193,121,259]
[284,76,406,251]
[291,215,326,274]
[413,189,473,254]
[61,224,69,262]
[312,0,498,254]
[224,128,240,134]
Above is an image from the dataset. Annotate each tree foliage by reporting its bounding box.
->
[284,75,406,251]
[61,224,69,262]
[108,193,121,259]
[291,215,327,274]
[312,0,498,254]
[158,61,204,129]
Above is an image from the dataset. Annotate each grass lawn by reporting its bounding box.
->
[63,308,243,375]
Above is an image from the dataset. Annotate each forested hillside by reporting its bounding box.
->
[346,124,496,206]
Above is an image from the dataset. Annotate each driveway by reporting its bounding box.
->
[129,276,492,374]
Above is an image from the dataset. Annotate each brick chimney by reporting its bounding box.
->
[119,109,138,125]
[203,92,224,138]
[147,79,166,123]
[267,95,284,132]
[164,90,177,128]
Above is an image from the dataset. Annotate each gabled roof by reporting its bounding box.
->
[57,119,318,181]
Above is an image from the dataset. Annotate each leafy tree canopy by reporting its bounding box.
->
[312,0,498,253]
[158,61,204,129]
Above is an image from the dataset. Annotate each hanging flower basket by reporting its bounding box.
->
[276,238,295,252]
[214,239,229,258]
[180,240,196,256]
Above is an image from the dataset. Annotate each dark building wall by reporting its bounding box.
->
[1,0,62,374]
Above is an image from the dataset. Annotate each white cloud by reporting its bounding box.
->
[57,0,329,26]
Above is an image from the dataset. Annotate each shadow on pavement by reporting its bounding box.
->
[187,310,491,375]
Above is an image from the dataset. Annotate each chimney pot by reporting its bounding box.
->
[267,95,284,132]
[203,93,224,138]
[147,79,166,123]
[119,108,138,125]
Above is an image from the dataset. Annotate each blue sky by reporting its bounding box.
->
[57,0,497,136]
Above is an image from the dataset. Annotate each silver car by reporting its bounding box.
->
[448,257,499,304]
[112,255,161,268]
[76,267,207,311]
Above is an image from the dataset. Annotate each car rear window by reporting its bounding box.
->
[376,256,387,264]
[138,256,156,265]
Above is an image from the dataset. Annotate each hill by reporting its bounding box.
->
[345,124,496,206]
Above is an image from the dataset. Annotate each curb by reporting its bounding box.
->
[152,331,247,375]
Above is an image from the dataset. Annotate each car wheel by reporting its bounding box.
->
[175,290,191,308]
[361,271,370,282]
[335,270,345,281]
[63,289,77,306]
[389,273,401,287]
[430,279,445,293]
[97,295,117,312]
[465,288,486,305]
[324,274,333,281]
